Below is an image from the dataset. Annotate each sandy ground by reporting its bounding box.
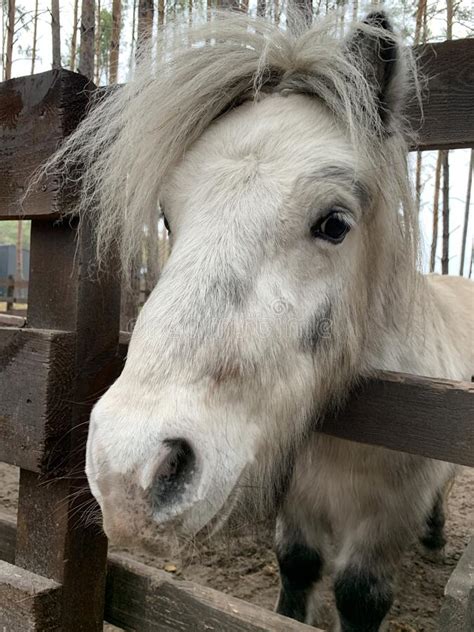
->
[1,463,472,631]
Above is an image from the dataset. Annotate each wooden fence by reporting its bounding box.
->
[0,37,473,631]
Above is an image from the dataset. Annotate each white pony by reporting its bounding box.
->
[44,11,473,631]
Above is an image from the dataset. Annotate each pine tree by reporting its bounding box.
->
[109,0,121,83]
[429,153,442,273]
[94,0,101,83]
[441,0,453,274]
[137,0,153,50]
[30,0,38,73]
[70,0,79,70]
[79,0,95,81]
[459,150,473,276]
[5,0,15,80]
[51,0,61,68]
[441,150,450,274]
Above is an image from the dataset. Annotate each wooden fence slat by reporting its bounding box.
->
[408,39,474,151]
[11,214,120,632]
[0,559,62,631]
[0,69,92,220]
[0,326,75,473]
[0,514,315,632]
[319,372,474,467]
[106,553,318,632]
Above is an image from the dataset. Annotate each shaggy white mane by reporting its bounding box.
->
[37,12,419,281]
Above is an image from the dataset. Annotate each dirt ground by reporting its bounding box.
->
[1,463,472,631]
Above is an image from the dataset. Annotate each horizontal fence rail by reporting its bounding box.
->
[0,38,473,220]
[0,327,76,472]
[319,371,474,467]
[1,510,473,632]
[408,38,474,150]
[0,511,316,632]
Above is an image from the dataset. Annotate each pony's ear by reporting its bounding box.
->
[346,12,405,129]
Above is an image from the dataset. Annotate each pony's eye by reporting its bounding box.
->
[311,210,351,244]
[163,214,171,234]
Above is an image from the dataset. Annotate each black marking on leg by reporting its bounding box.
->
[334,567,393,632]
[420,492,446,551]
[276,539,323,623]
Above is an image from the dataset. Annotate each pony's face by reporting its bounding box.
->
[78,12,412,545]
[87,94,374,542]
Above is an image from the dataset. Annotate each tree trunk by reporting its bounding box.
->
[446,0,453,40]
[95,0,101,84]
[79,0,95,81]
[415,151,422,213]
[257,0,266,17]
[109,0,121,83]
[31,0,39,74]
[441,150,450,275]
[273,0,280,24]
[137,0,154,52]
[221,0,239,10]
[15,220,23,290]
[429,151,442,273]
[158,0,164,26]
[70,0,79,70]
[51,0,61,68]
[440,0,453,275]
[414,0,427,46]
[5,0,15,80]
[129,0,137,72]
[459,150,473,276]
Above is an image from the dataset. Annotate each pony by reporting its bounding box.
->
[42,11,473,631]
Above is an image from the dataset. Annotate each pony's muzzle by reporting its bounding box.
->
[86,394,258,538]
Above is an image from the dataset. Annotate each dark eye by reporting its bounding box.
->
[311,210,351,244]
[163,214,171,234]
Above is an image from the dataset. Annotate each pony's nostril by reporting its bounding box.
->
[152,439,196,508]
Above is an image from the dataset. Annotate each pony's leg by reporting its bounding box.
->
[420,477,454,557]
[275,516,325,623]
[420,490,446,552]
[334,564,394,632]
[333,532,397,632]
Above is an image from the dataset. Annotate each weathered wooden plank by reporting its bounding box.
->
[13,215,120,632]
[0,69,92,219]
[0,326,75,473]
[0,559,62,631]
[0,517,315,632]
[105,553,317,632]
[318,372,474,467]
[408,39,474,151]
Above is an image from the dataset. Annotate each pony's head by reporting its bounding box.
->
[47,12,419,543]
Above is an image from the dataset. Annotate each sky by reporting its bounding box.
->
[1,0,472,276]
